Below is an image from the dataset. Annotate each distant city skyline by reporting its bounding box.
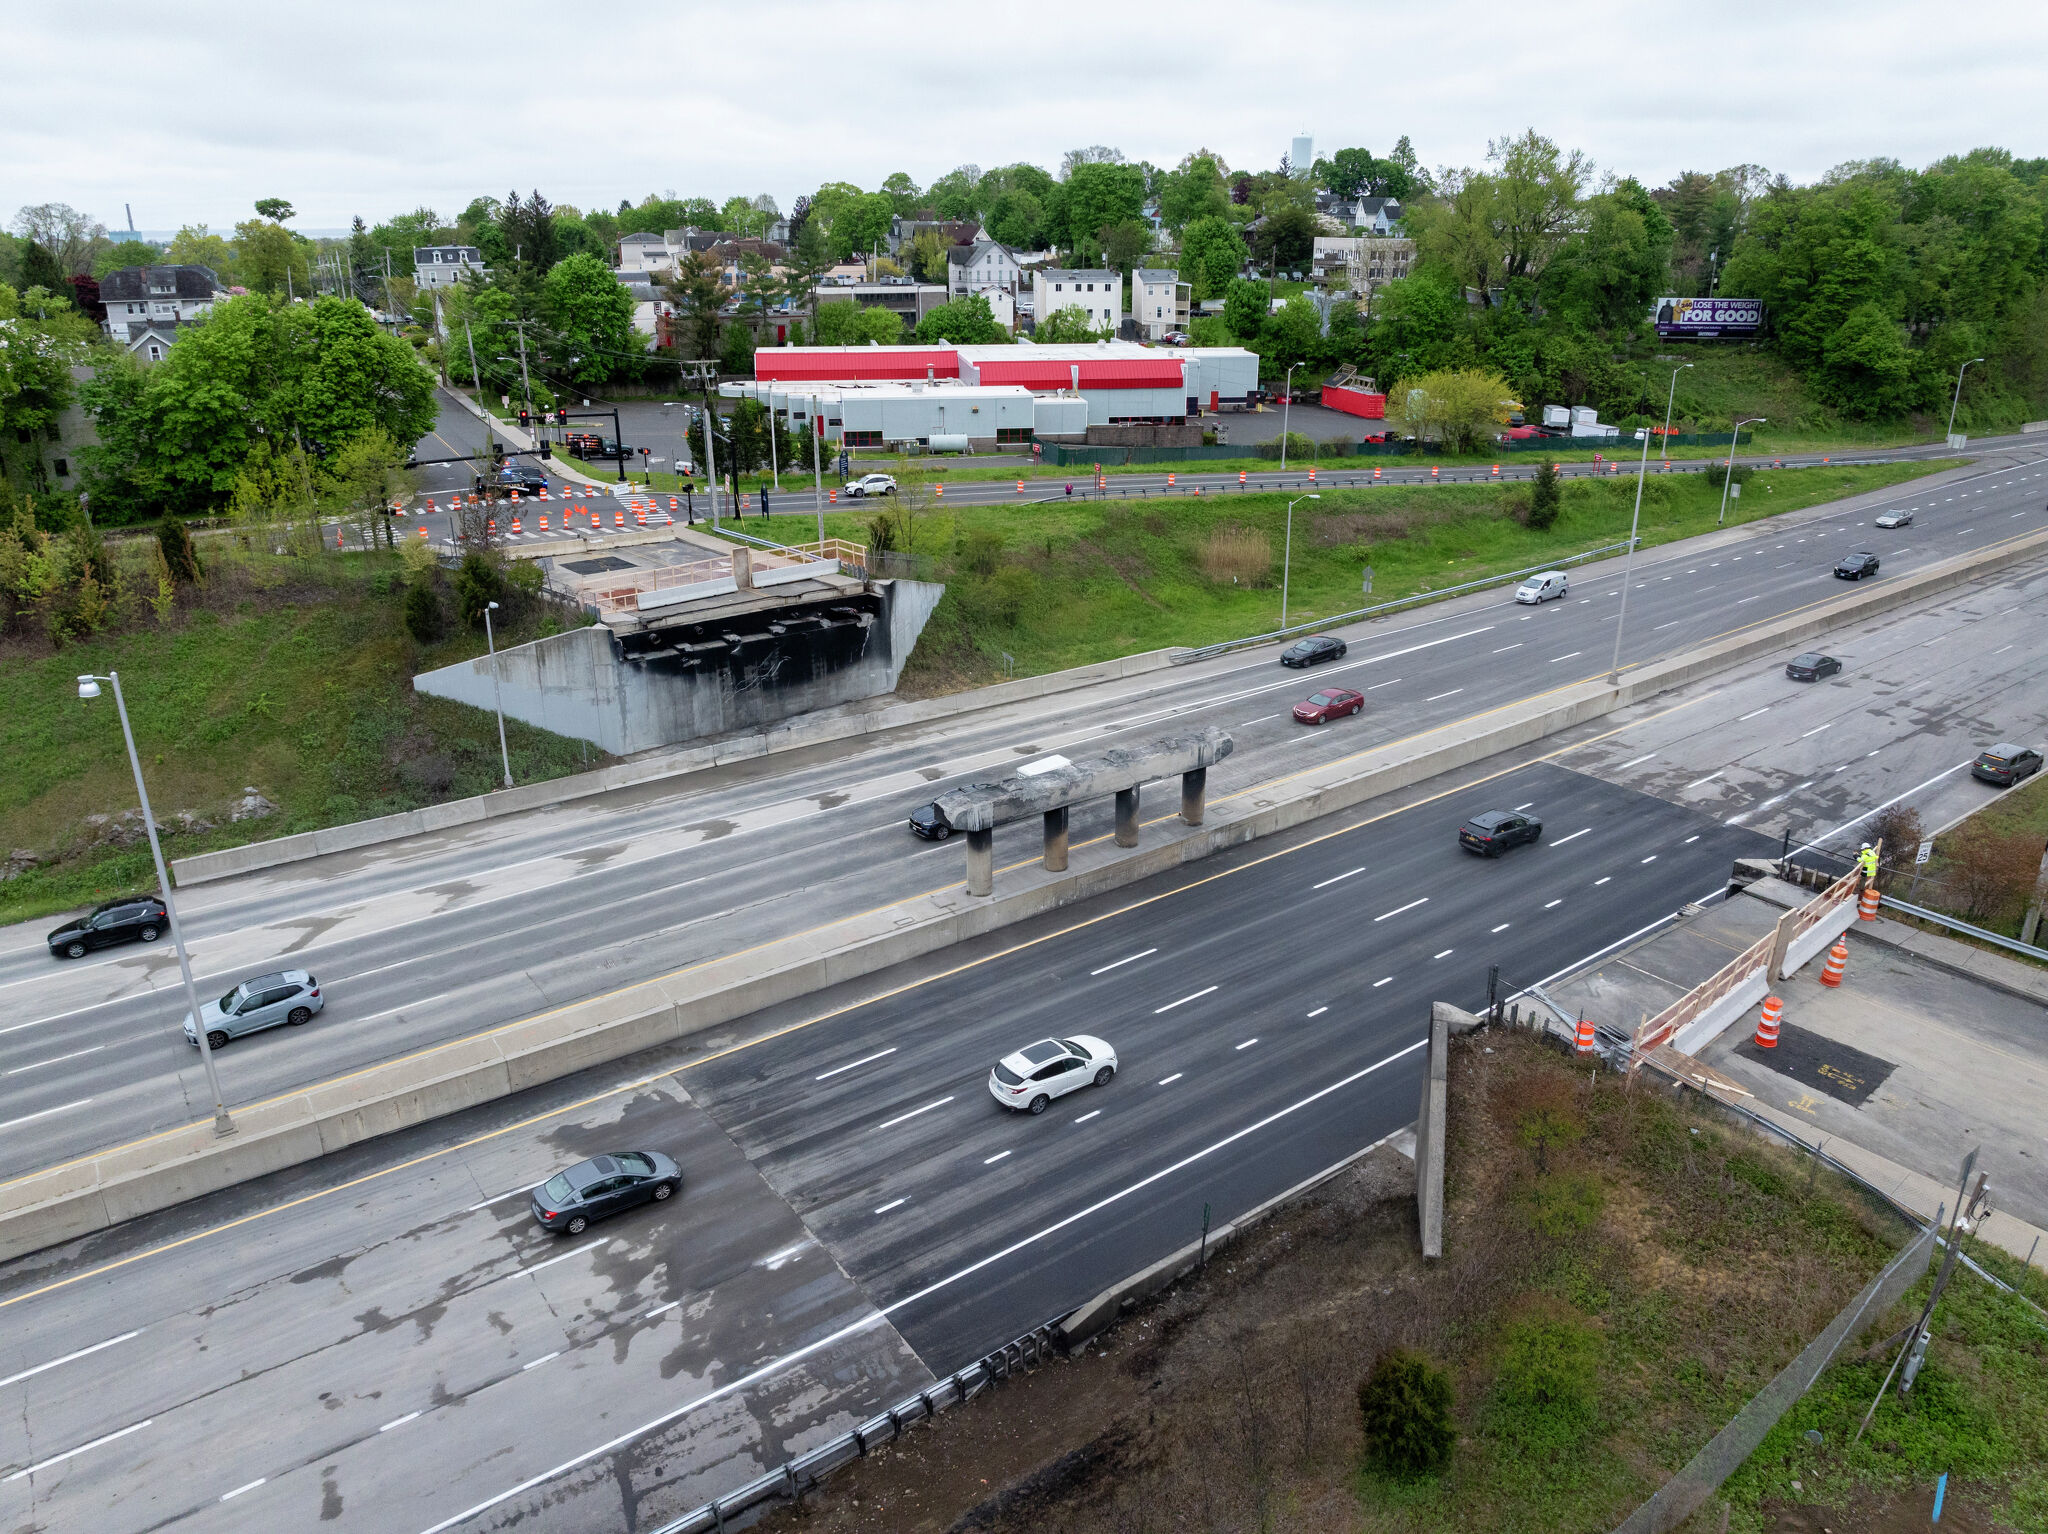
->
[12,0,2044,235]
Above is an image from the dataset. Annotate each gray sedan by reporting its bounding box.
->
[183,970,323,1050]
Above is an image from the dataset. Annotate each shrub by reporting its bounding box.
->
[1200,525,1272,586]
[454,551,505,629]
[1938,823,2044,925]
[1255,431,1316,461]
[1704,462,1755,492]
[1523,1171,1604,1237]
[1357,1347,1457,1477]
[1527,460,1562,530]
[1483,1310,1603,1460]
[155,515,204,584]
[960,527,1005,577]
[398,536,438,586]
[402,580,445,643]
[866,513,897,554]
[984,565,1037,627]
[1865,803,1924,887]
[505,559,544,598]
[1514,1072,1584,1174]
[1321,437,1356,458]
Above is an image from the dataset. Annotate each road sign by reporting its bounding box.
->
[1916,840,1935,864]
[1362,566,1374,593]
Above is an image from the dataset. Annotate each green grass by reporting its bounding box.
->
[0,548,607,926]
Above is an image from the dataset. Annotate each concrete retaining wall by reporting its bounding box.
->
[24,526,2047,1261]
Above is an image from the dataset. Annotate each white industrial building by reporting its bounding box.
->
[719,380,1052,453]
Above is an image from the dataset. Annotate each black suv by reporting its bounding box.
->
[473,463,549,498]
[1459,810,1543,856]
[1972,743,2043,787]
[908,802,953,840]
[1280,635,1347,668]
[48,896,170,959]
[1834,551,1881,580]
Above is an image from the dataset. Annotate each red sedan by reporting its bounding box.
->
[1293,688,1364,725]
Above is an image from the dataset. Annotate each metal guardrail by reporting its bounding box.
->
[1879,895,2048,964]
[646,1319,1065,1534]
[1171,538,1636,664]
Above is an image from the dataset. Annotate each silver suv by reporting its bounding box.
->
[183,970,323,1050]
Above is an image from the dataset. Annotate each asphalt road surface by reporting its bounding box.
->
[2,453,2044,1179]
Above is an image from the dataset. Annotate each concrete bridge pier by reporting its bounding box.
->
[966,828,995,897]
[1043,807,1070,871]
[1180,767,1208,826]
[1114,787,1141,847]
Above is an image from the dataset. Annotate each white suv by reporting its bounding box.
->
[989,1036,1117,1114]
[843,473,897,498]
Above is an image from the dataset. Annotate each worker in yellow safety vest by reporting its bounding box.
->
[1857,844,1879,879]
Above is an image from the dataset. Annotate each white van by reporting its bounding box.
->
[1515,571,1569,604]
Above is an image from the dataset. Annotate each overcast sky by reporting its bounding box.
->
[10,0,2045,235]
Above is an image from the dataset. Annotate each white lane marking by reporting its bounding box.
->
[1726,811,1751,824]
[1366,677,1403,690]
[466,1186,535,1213]
[1993,643,2014,654]
[1654,620,1682,630]
[411,1039,1432,1534]
[1868,749,1882,757]
[1090,948,1157,976]
[521,1239,601,1277]
[1512,802,1534,812]
[1688,771,1723,788]
[873,1199,907,1215]
[1491,923,1511,933]
[1374,897,1428,922]
[1373,977,1392,987]
[521,1352,561,1372]
[1156,1074,1183,1086]
[1432,949,1454,959]
[1544,899,1562,909]
[1616,754,1656,769]
[1312,867,1365,890]
[1549,828,1590,846]
[222,1479,267,1502]
[1549,651,1583,663]
[0,1098,93,1135]
[1801,724,1834,738]
[1594,876,1612,885]
[0,1329,143,1390]
[1736,595,1763,604]
[1155,985,1218,1014]
[646,1301,681,1317]
[381,1411,422,1432]
[1684,835,1700,844]
[983,1151,1012,1164]
[817,1047,899,1080]
[1738,707,1770,721]
[1641,855,1657,863]
[1234,1039,1258,1050]
[1754,781,1816,812]
[1492,643,1524,653]
[1425,689,1464,701]
[1306,1006,1328,1018]
[1074,1109,1102,1123]
[1791,759,1977,857]
[876,1096,955,1130]
[1237,713,1282,725]
[5,1417,152,1482]
[5,1044,105,1076]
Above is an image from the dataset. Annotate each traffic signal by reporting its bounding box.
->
[539,439,552,459]
[555,406,568,426]
[518,407,530,429]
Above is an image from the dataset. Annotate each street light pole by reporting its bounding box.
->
[483,601,512,789]
[1718,416,1766,525]
[1280,362,1299,472]
[1609,365,1688,685]
[1279,493,1320,630]
[1946,357,1985,445]
[78,671,233,1137]
[811,391,825,545]
[1660,361,1691,462]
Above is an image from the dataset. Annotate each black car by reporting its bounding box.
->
[908,801,953,840]
[1972,743,2043,787]
[1281,635,1347,668]
[1785,652,1842,681]
[48,896,170,959]
[530,1150,682,1235]
[473,464,549,498]
[1459,810,1543,856]
[1834,551,1881,580]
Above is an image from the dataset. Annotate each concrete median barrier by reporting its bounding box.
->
[9,526,2047,1262]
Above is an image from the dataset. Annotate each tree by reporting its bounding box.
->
[915,293,1009,344]
[0,279,93,489]
[782,219,832,337]
[985,189,1045,251]
[1250,203,1318,274]
[880,172,922,214]
[1099,218,1151,275]
[403,578,445,643]
[1062,161,1147,251]
[926,166,981,221]
[1527,460,1562,529]
[12,203,112,276]
[905,228,951,283]
[1317,147,1381,201]
[453,551,504,629]
[155,515,204,583]
[1158,153,1231,232]
[166,225,238,284]
[1488,130,1590,280]
[497,189,559,272]
[720,318,756,376]
[253,198,295,224]
[1357,1348,1456,1477]
[19,240,66,297]
[1032,307,1115,344]
[1180,215,1249,300]
[1223,277,1270,341]
[543,253,642,383]
[1389,366,1514,453]
[233,218,308,295]
[811,301,902,346]
[1368,270,1468,382]
[660,250,726,360]
[1821,302,1916,417]
[1257,295,1325,374]
[1540,178,1674,330]
[1384,135,1429,199]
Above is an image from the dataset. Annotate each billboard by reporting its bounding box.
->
[1654,296,1764,339]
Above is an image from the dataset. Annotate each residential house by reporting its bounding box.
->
[1314,194,1406,235]
[97,264,222,358]
[1311,235,1416,301]
[812,281,950,329]
[413,245,488,289]
[1130,268,1190,340]
[946,239,1021,299]
[1031,268,1122,335]
[616,232,673,274]
[23,364,100,500]
[884,215,979,256]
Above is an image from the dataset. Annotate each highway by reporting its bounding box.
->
[1,452,2044,1180]
[6,526,2048,1529]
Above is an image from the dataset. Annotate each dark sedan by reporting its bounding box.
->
[1293,688,1364,725]
[1280,635,1347,668]
[1785,652,1842,681]
[48,895,169,959]
[1972,743,2043,787]
[1834,551,1880,580]
[908,801,953,840]
[1459,810,1543,856]
[531,1151,682,1235]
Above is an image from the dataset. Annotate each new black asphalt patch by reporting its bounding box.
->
[1736,1021,1896,1106]
[562,555,636,574]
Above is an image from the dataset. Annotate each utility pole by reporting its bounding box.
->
[702,392,720,528]
[382,249,398,329]
[509,319,535,423]
[464,321,484,397]
[811,391,825,544]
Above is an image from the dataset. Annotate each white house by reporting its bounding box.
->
[98,264,222,357]
[615,232,673,274]
[413,245,487,289]
[946,239,1021,298]
[1312,235,1415,299]
[1131,268,1189,339]
[1031,268,1122,334]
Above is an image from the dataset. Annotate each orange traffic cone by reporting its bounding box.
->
[1858,886,1880,921]
[1755,995,1783,1048]
[1819,940,1848,987]
[1574,1016,1596,1054]
[510,516,522,535]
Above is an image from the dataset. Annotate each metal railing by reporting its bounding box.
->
[647,1319,1065,1534]
[1172,538,1636,663]
[1879,894,2048,965]
[586,556,736,616]
[1634,927,1777,1057]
